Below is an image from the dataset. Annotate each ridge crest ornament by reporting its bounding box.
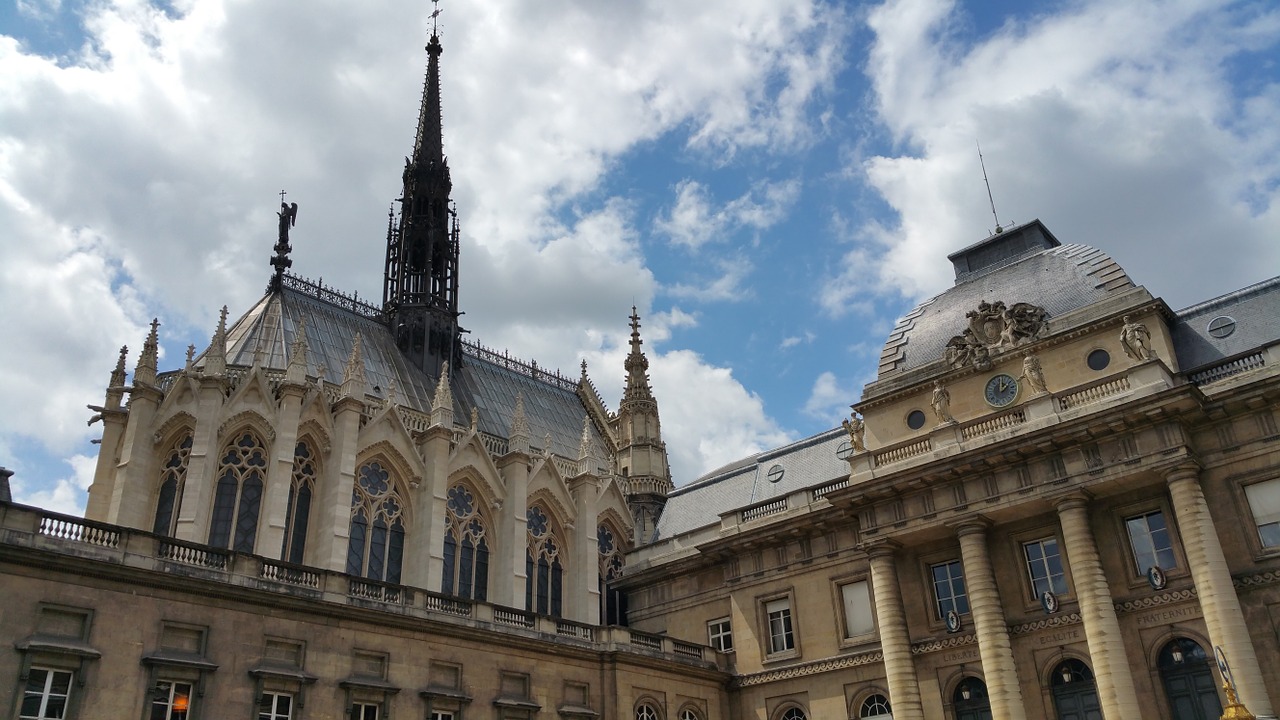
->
[945,300,1049,370]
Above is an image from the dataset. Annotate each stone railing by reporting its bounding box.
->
[961,408,1026,440]
[1057,376,1130,411]
[812,478,849,500]
[1,505,723,670]
[1189,352,1266,386]
[37,514,121,548]
[740,497,787,522]
[874,438,931,467]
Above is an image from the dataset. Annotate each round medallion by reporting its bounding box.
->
[1041,590,1060,615]
[984,373,1019,408]
[945,609,961,633]
[1146,565,1167,591]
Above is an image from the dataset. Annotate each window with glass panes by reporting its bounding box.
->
[351,702,379,720]
[1023,537,1067,597]
[840,580,875,638]
[1244,479,1280,548]
[151,680,193,720]
[430,713,454,720]
[707,617,733,652]
[780,708,808,720]
[931,560,969,618]
[20,667,72,720]
[765,598,794,654]
[859,694,892,718]
[1124,510,1176,573]
[258,692,293,720]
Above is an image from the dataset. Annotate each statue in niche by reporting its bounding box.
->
[1022,353,1048,395]
[841,412,866,453]
[931,381,955,425]
[1120,316,1154,361]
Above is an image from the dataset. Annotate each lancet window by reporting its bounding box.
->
[525,505,563,617]
[347,461,406,584]
[598,523,628,625]
[442,484,489,600]
[280,440,317,565]
[152,432,193,537]
[209,430,268,553]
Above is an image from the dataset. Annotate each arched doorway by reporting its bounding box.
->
[1050,659,1102,720]
[953,677,992,720]
[1158,638,1222,720]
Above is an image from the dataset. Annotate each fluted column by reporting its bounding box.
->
[1054,495,1142,720]
[1166,465,1272,715]
[955,520,1027,720]
[867,543,924,720]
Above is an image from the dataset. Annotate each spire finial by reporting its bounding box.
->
[623,307,652,402]
[510,392,530,453]
[286,318,310,383]
[430,361,455,427]
[112,345,129,384]
[134,319,160,386]
[340,333,367,398]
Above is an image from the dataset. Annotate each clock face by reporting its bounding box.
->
[984,373,1019,407]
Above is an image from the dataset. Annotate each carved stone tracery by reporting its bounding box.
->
[945,301,1049,369]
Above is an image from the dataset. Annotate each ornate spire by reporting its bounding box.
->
[204,306,229,377]
[431,360,454,427]
[623,306,654,402]
[286,318,310,384]
[383,18,463,380]
[111,345,129,388]
[340,333,366,398]
[577,415,596,475]
[134,319,160,386]
[509,392,530,455]
[101,345,129,411]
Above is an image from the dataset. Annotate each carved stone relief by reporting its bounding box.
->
[945,301,1049,369]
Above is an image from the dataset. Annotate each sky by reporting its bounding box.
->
[2,0,1278,516]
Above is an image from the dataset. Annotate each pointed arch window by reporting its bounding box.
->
[209,430,268,553]
[347,461,406,584]
[525,505,563,617]
[598,523,628,625]
[280,440,317,565]
[442,484,489,600]
[152,433,193,537]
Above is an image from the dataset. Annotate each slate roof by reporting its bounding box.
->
[878,226,1134,377]
[1171,275,1280,372]
[656,428,850,539]
[208,279,604,459]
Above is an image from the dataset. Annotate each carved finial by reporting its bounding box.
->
[386,377,399,406]
[470,406,479,432]
[623,306,653,403]
[431,362,455,428]
[111,345,129,385]
[286,318,310,383]
[578,415,594,460]
[185,344,195,365]
[134,319,160,386]
[581,359,588,377]
[509,392,531,454]
[340,334,366,398]
[543,432,554,459]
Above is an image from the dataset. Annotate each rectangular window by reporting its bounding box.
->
[931,560,970,618]
[151,680,193,720]
[351,702,379,720]
[258,692,293,720]
[1125,510,1177,573]
[1023,537,1068,598]
[1244,479,1280,548]
[707,618,733,652]
[20,667,72,720]
[430,713,454,720]
[840,580,875,638]
[764,598,794,654]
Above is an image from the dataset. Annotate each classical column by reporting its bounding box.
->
[1166,464,1272,715]
[1054,494,1142,720]
[867,543,924,720]
[955,520,1027,720]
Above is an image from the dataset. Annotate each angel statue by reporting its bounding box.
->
[278,201,299,245]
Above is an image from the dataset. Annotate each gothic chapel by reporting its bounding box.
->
[83,27,672,628]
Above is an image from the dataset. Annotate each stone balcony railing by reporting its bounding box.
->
[0,503,724,671]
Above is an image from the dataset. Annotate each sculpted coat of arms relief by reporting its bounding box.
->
[944,301,1049,370]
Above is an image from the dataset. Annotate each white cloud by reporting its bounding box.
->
[803,370,857,423]
[12,453,96,516]
[656,178,801,250]
[831,0,1280,313]
[667,256,755,303]
[780,331,816,350]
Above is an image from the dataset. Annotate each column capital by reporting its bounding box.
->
[1053,490,1093,513]
[865,539,902,560]
[950,516,993,537]
[1163,461,1201,485]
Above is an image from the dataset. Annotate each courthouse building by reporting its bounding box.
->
[3,22,1280,720]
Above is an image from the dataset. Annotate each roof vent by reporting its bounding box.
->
[1207,315,1236,339]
